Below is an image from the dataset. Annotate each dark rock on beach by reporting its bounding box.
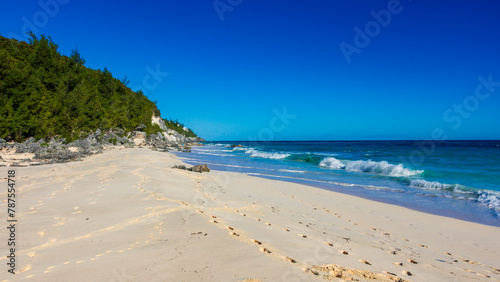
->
[173,165,188,170]
[172,164,210,173]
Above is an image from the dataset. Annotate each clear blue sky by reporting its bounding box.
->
[2,0,500,141]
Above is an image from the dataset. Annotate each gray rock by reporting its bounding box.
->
[201,164,210,172]
[15,143,27,153]
[173,165,187,170]
[133,131,147,139]
[188,164,210,173]
[24,137,36,144]
[27,143,41,153]
[135,124,146,131]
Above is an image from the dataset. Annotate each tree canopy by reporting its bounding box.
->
[0,33,187,142]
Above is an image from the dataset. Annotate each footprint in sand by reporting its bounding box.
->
[382,271,397,276]
[282,228,290,232]
[19,264,32,273]
[303,267,319,275]
[393,262,403,266]
[211,220,218,224]
[230,232,240,237]
[255,218,261,221]
[298,234,307,238]
[418,244,428,248]
[260,248,271,254]
[401,270,412,276]
[27,252,36,258]
[324,242,333,247]
[407,259,418,264]
[252,239,262,245]
[227,226,234,230]
[338,250,348,255]
[284,256,296,263]
[265,222,271,226]
[462,259,478,265]
[359,260,371,265]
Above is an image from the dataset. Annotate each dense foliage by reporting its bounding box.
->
[163,118,198,138]
[0,33,181,142]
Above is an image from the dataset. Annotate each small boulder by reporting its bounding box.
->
[190,165,203,173]
[135,124,146,131]
[189,164,210,173]
[201,164,210,172]
[173,165,187,170]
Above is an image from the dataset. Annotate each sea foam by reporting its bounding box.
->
[245,148,290,160]
[320,157,422,177]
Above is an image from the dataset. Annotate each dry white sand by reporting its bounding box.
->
[1,148,499,281]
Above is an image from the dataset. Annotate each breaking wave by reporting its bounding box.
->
[319,157,423,177]
[245,148,290,160]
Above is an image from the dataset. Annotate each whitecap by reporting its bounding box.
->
[319,157,346,169]
[245,148,290,160]
[320,157,422,177]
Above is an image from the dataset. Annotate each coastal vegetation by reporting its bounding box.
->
[0,33,196,142]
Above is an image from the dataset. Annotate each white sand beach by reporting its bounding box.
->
[1,148,499,281]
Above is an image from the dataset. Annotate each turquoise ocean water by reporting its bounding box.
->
[176,141,500,226]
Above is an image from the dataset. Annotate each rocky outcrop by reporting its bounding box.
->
[133,131,147,146]
[151,115,205,147]
[0,116,204,167]
[172,164,210,173]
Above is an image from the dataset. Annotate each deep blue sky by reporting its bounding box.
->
[2,0,500,140]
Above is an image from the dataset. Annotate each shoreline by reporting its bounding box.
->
[2,148,499,281]
[176,142,500,229]
[188,162,500,228]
